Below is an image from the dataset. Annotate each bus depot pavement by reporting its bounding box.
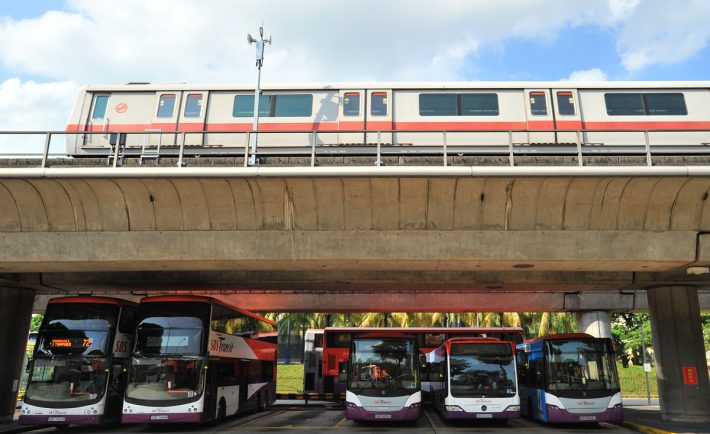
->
[1,400,708,434]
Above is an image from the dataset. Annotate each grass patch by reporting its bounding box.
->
[277,363,304,393]
[617,363,658,398]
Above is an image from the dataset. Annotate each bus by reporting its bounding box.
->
[516,333,623,423]
[346,332,421,422]
[428,338,520,420]
[303,329,324,394]
[121,295,277,424]
[19,296,138,426]
[322,327,525,395]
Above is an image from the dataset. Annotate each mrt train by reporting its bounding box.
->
[65,82,710,156]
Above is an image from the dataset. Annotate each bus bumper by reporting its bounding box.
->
[443,409,520,420]
[545,405,623,423]
[346,405,421,421]
[122,412,203,423]
[19,414,102,425]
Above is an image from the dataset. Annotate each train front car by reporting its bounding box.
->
[516,333,623,424]
[345,333,421,422]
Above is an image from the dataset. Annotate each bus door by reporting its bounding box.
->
[203,358,218,420]
[239,359,250,409]
[150,92,182,148]
[551,88,582,144]
[365,90,393,146]
[525,89,555,144]
[338,90,365,145]
[178,92,208,147]
[83,93,111,147]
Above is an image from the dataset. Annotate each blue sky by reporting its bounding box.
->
[0,0,709,140]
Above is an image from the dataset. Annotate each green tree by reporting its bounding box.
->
[30,314,43,332]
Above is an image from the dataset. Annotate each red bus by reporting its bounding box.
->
[322,327,526,395]
[20,296,138,426]
[121,295,277,424]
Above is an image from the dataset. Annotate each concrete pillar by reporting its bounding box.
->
[575,310,612,338]
[0,287,35,423]
[647,286,710,423]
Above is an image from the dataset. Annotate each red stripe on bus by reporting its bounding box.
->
[393,121,527,131]
[48,296,134,305]
[583,121,710,131]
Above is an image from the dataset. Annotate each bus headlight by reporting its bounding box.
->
[408,402,420,408]
[446,405,464,412]
[504,405,520,412]
[612,403,623,409]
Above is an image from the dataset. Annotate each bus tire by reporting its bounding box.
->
[217,399,226,424]
[258,392,267,412]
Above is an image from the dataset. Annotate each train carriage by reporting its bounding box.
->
[65,82,710,157]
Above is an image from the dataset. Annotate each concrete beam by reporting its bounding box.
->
[0,230,697,273]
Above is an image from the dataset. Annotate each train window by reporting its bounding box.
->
[605,93,645,115]
[343,92,360,116]
[273,94,313,117]
[371,92,388,116]
[184,94,203,118]
[419,94,457,116]
[556,91,576,115]
[529,92,547,115]
[91,95,109,120]
[644,93,687,116]
[460,93,499,116]
[605,93,688,116]
[233,95,270,117]
[156,94,176,118]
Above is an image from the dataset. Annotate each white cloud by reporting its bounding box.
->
[563,68,608,81]
[0,78,80,153]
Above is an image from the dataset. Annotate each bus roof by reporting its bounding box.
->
[140,295,276,326]
[47,296,137,306]
[522,333,595,344]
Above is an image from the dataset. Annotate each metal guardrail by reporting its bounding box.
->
[1,129,710,168]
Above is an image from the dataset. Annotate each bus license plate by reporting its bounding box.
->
[151,415,169,420]
[48,417,66,422]
[375,414,392,419]
[476,414,493,419]
[580,416,597,421]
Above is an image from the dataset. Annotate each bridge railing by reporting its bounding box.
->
[0,129,709,168]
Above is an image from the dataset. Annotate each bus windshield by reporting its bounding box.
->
[125,356,203,401]
[25,357,109,403]
[134,302,210,356]
[348,338,418,390]
[545,340,619,392]
[449,343,516,398]
[35,303,118,357]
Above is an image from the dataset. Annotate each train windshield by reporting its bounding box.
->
[449,343,516,398]
[125,356,204,402]
[348,338,418,391]
[25,357,109,404]
[35,303,118,357]
[545,340,619,394]
[133,302,210,356]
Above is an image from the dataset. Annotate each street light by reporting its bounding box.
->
[247,25,271,166]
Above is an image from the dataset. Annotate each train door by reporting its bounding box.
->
[177,92,208,146]
[83,93,111,147]
[525,89,555,144]
[365,90,393,145]
[338,90,365,145]
[551,88,582,144]
[150,92,182,147]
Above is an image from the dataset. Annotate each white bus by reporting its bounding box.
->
[20,296,138,426]
[121,295,277,424]
[428,338,520,420]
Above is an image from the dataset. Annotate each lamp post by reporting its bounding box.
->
[247,25,271,166]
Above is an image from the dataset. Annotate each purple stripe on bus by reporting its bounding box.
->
[19,414,102,425]
[545,405,623,423]
[121,412,203,424]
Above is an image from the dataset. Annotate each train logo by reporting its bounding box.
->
[114,103,128,114]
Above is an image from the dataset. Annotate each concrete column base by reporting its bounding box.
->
[575,311,612,338]
[647,286,710,423]
[0,287,35,423]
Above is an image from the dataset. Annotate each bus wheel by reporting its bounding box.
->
[258,392,267,412]
[217,399,226,424]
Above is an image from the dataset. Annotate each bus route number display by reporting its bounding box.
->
[50,338,92,348]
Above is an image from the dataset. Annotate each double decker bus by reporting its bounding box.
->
[20,296,138,426]
[516,333,623,423]
[122,295,277,424]
[346,332,421,421]
[322,327,525,395]
[428,338,520,420]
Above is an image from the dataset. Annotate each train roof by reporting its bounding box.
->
[84,81,710,92]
